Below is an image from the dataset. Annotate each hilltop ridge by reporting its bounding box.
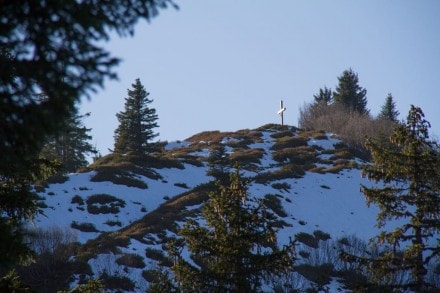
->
[30,124,398,292]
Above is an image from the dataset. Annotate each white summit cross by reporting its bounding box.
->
[277,100,287,126]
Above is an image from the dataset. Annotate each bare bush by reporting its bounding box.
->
[298,102,395,152]
[19,227,80,292]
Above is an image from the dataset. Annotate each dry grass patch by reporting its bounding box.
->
[229,148,265,167]
[185,130,235,143]
[257,123,296,132]
[71,221,99,233]
[295,232,319,248]
[270,130,295,139]
[255,164,305,184]
[264,194,288,217]
[272,146,318,164]
[116,253,145,269]
[271,136,308,151]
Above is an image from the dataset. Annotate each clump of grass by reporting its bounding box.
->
[145,248,172,267]
[255,164,305,184]
[71,221,99,233]
[271,182,291,192]
[104,220,122,227]
[174,182,189,189]
[71,195,84,205]
[270,130,294,139]
[229,148,265,167]
[91,168,148,189]
[142,269,157,282]
[313,230,331,241]
[295,232,319,248]
[272,146,318,164]
[322,164,345,174]
[270,136,308,151]
[295,263,334,287]
[116,253,145,269]
[86,194,126,214]
[264,194,288,217]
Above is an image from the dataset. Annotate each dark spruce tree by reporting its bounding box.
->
[114,79,159,156]
[206,144,230,185]
[378,93,400,123]
[0,0,172,275]
[348,106,440,291]
[333,68,369,115]
[160,169,296,292]
[313,86,333,105]
[40,107,97,173]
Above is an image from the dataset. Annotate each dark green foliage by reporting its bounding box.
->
[0,270,34,293]
[313,86,333,105]
[116,253,145,269]
[63,279,104,293]
[206,144,230,185]
[353,106,440,291]
[165,169,296,292]
[40,108,97,173]
[114,78,159,156]
[333,68,369,115]
[378,93,400,122]
[0,0,172,269]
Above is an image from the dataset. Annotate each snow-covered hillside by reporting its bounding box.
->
[31,125,432,292]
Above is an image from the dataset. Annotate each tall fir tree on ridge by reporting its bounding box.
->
[40,106,97,173]
[348,105,440,291]
[378,93,400,123]
[333,68,369,115]
[114,79,159,156]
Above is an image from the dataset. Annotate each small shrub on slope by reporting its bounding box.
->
[116,253,145,269]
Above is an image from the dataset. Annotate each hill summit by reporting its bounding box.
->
[31,124,399,292]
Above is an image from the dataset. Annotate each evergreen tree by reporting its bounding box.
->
[40,107,97,173]
[333,68,369,115]
[378,93,400,123]
[114,79,159,156]
[166,169,296,292]
[313,86,333,105]
[359,106,440,291]
[206,145,230,185]
[1,0,171,269]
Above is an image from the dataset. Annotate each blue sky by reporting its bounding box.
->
[80,0,440,155]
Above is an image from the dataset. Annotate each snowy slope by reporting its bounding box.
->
[31,126,432,292]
